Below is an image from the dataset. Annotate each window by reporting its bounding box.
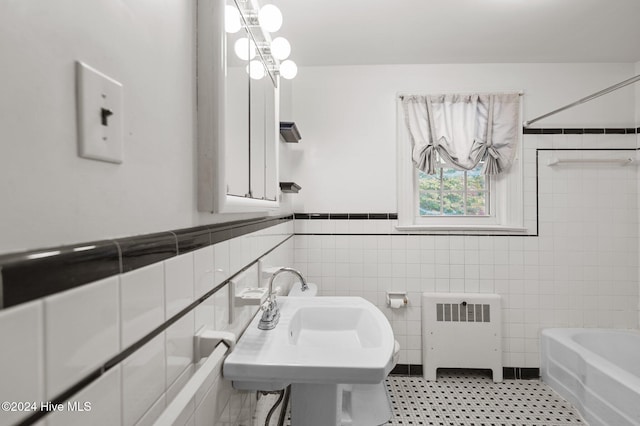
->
[396,95,524,231]
[419,161,489,217]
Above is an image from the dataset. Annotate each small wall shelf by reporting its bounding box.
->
[280,122,302,143]
[280,182,301,193]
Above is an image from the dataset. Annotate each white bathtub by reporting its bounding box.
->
[541,328,640,426]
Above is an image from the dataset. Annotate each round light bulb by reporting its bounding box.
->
[258,4,283,32]
[270,37,291,60]
[225,5,241,33]
[234,37,256,60]
[247,60,265,80]
[279,59,297,79]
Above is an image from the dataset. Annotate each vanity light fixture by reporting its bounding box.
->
[258,4,283,32]
[279,59,297,79]
[233,1,298,80]
[270,37,291,60]
[225,5,242,33]
[247,60,266,80]
[234,37,257,60]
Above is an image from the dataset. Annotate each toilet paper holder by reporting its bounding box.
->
[386,291,408,307]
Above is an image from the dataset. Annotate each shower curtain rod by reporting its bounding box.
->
[397,92,524,100]
[523,74,640,127]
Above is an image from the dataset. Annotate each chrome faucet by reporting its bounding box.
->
[258,267,308,330]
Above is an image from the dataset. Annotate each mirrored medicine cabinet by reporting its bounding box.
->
[197,0,279,213]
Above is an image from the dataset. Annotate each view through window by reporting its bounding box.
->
[418,161,489,216]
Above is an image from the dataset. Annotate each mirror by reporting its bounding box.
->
[249,57,279,201]
[196,0,279,213]
[264,76,278,200]
[249,59,266,200]
[226,24,250,198]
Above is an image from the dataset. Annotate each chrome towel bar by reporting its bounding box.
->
[546,157,634,166]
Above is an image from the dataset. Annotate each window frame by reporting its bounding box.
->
[396,96,525,231]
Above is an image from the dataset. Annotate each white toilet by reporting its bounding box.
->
[287,283,400,426]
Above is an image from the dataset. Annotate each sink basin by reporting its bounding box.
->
[223,296,394,391]
[289,306,381,348]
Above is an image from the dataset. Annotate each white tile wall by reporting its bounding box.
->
[44,276,120,398]
[120,263,165,348]
[164,253,195,318]
[122,334,166,425]
[193,246,215,299]
[194,293,215,337]
[214,240,231,287]
[294,140,639,368]
[213,286,230,332]
[47,366,121,426]
[0,220,294,426]
[0,300,44,426]
[166,312,194,389]
[193,246,216,334]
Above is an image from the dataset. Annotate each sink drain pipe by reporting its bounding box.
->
[262,385,290,426]
[277,386,291,426]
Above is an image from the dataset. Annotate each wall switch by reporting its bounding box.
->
[76,61,123,164]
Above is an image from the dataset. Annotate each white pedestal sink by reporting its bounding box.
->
[223,297,395,426]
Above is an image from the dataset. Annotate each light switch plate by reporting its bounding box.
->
[76,61,123,164]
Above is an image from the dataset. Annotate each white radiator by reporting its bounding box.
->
[422,293,503,382]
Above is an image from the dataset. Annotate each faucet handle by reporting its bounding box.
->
[261,295,277,311]
[261,299,271,311]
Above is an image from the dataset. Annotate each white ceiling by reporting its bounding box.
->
[271,0,640,66]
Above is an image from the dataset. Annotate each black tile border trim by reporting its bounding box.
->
[296,233,538,237]
[503,367,541,380]
[294,212,537,237]
[174,226,211,255]
[523,127,638,135]
[389,365,540,380]
[390,363,423,376]
[0,241,121,309]
[294,213,398,220]
[0,214,293,310]
[17,234,294,426]
[117,232,178,273]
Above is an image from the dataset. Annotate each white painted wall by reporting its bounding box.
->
[0,1,193,253]
[0,1,292,255]
[288,63,637,213]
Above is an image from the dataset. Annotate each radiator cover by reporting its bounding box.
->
[422,292,503,382]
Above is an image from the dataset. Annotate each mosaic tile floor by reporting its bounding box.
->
[254,369,586,426]
[386,370,584,426]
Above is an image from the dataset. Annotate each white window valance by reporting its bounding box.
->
[401,93,520,175]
